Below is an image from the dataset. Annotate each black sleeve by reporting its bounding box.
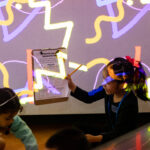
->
[70,86,106,103]
[101,95,138,142]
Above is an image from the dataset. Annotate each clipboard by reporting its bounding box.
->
[32,48,69,105]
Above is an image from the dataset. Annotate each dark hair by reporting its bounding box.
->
[0,88,22,114]
[106,57,148,100]
[107,57,134,83]
[45,127,91,150]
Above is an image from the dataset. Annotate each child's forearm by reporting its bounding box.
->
[0,137,5,150]
[86,134,103,143]
[93,135,103,142]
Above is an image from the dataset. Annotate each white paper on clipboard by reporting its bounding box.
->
[32,48,69,105]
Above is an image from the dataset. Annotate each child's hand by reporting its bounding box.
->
[65,74,76,93]
[85,134,103,143]
[0,136,5,150]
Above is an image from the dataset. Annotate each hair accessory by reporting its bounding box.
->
[126,56,140,68]
[107,64,128,81]
[101,76,114,85]
[0,95,17,107]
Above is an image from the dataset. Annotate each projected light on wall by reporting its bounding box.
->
[0,0,150,114]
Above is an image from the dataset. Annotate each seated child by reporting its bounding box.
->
[0,88,38,150]
[45,127,91,150]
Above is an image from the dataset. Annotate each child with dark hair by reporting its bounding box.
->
[0,88,38,150]
[45,127,91,150]
[66,56,149,144]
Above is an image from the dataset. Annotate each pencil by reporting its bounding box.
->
[69,64,82,76]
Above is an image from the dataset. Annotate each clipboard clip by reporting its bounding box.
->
[40,47,66,55]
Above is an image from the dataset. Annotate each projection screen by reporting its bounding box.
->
[0,0,150,115]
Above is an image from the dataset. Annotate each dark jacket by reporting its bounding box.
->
[71,86,138,142]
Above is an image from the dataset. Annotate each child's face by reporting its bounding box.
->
[102,69,121,95]
[0,112,17,128]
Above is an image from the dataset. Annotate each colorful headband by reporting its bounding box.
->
[107,64,128,81]
[101,76,114,85]
[0,95,18,107]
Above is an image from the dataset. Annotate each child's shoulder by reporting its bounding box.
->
[11,115,25,129]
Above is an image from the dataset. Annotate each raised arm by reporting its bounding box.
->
[66,74,105,103]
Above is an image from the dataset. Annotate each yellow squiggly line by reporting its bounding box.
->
[140,0,150,4]
[34,51,67,90]
[0,0,28,26]
[0,62,34,98]
[0,62,9,87]
[85,0,124,44]
[17,90,33,97]
[86,58,109,69]
[0,62,34,97]
[28,0,74,49]
[69,58,109,72]
[28,0,74,90]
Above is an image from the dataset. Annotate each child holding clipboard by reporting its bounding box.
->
[66,56,148,145]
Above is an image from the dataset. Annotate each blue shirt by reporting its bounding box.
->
[10,115,38,150]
